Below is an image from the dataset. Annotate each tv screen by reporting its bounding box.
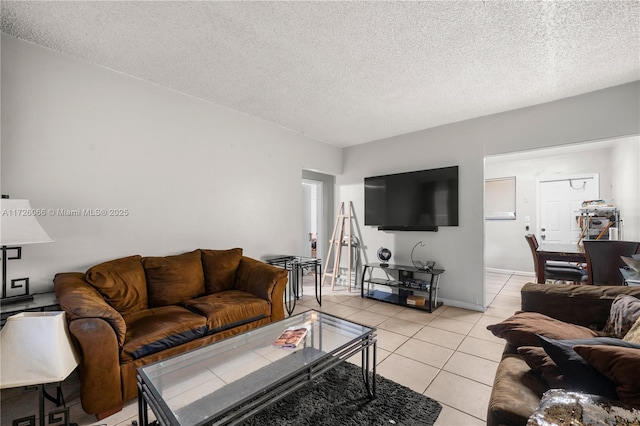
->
[364,166,459,230]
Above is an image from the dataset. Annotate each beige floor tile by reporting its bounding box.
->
[488,294,521,311]
[377,353,440,394]
[435,404,485,426]
[425,370,492,419]
[457,335,505,362]
[341,296,378,309]
[482,305,515,321]
[499,288,523,299]
[485,285,504,295]
[375,328,411,352]
[428,316,474,335]
[413,326,465,350]
[438,306,484,324]
[366,301,406,317]
[395,338,455,369]
[377,316,425,337]
[319,303,362,319]
[394,308,437,324]
[442,352,499,386]
[346,309,390,327]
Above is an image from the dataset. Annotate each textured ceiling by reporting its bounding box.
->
[2,1,639,147]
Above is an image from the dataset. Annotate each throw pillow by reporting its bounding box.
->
[86,254,148,315]
[623,315,640,344]
[602,294,640,339]
[528,389,640,426]
[143,250,205,307]
[573,345,640,406]
[201,248,243,294]
[516,346,564,388]
[537,335,640,400]
[486,312,598,347]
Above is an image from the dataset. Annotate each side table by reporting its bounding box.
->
[0,292,59,328]
[265,256,322,315]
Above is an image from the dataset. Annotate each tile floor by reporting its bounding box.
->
[0,271,529,426]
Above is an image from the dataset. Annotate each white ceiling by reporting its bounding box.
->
[2,1,639,148]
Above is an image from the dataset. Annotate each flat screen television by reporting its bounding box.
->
[364,166,459,231]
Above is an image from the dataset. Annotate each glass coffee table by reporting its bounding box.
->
[137,310,376,426]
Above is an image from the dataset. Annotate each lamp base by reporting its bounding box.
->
[1,294,34,306]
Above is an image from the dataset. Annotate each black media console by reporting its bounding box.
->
[360,263,444,313]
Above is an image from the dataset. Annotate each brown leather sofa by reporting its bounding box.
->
[487,283,640,426]
[54,248,287,419]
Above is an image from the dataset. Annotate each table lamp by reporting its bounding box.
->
[0,197,53,305]
[0,311,79,426]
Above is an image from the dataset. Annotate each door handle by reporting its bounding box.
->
[541,228,546,240]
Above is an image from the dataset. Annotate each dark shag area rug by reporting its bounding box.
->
[240,361,442,426]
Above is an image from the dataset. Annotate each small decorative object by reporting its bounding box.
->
[377,247,391,266]
[411,241,434,271]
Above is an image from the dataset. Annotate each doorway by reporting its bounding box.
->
[301,179,323,258]
[537,174,599,244]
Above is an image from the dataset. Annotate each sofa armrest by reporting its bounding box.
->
[235,256,288,320]
[68,318,123,416]
[54,272,126,346]
[521,282,640,330]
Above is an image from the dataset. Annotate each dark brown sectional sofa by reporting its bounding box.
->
[487,282,640,425]
[54,248,288,419]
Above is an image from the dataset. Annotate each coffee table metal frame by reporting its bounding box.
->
[137,311,376,426]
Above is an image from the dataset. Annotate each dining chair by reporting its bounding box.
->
[582,240,640,285]
[525,234,586,284]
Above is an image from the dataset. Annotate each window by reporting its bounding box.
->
[485,177,516,220]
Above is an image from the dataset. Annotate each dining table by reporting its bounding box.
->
[536,243,586,284]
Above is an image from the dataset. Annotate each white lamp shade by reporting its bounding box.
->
[0,312,79,388]
[0,199,53,246]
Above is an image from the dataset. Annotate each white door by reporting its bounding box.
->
[537,175,598,244]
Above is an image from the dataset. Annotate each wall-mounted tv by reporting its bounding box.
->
[364,166,459,231]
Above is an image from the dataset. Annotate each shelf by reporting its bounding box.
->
[364,290,441,311]
[364,278,430,291]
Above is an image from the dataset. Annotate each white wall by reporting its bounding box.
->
[340,81,640,311]
[611,136,640,241]
[1,35,342,293]
[484,142,616,273]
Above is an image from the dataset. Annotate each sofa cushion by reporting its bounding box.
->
[182,290,270,333]
[516,346,564,388]
[86,255,148,315]
[143,250,205,307]
[487,354,548,426]
[121,305,207,361]
[528,389,640,426]
[487,312,598,347]
[602,294,640,339]
[573,345,640,406]
[538,335,640,400]
[201,248,243,294]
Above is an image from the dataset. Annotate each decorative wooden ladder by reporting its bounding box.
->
[321,201,355,292]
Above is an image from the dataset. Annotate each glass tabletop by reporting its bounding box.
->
[138,310,374,426]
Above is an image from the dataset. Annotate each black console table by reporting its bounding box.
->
[265,256,322,315]
[361,263,444,313]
